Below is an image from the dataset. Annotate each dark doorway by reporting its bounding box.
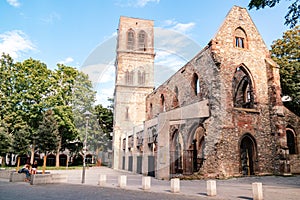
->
[59,154,67,166]
[46,154,56,166]
[286,130,296,154]
[240,134,256,175]
[128,156,133,172]
[137,156,142,174]
[122,156,125,170]
[148,155,155,177]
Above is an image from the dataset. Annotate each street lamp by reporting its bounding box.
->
[82,110,91,184]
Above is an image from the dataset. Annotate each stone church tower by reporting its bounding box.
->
[112,17,155,169]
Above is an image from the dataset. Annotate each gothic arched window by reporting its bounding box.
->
[138,30,147,51]
[138,70,145,85]
[234,27,247,49]
[232,66,255,108]
[125,69,134,85]
[127,29,135,50]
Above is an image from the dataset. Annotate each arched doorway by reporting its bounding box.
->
[286,128,297,154]
[240,134,257,175]
[170,129,184,174]
[59,154,68,166]
[46,154,56,166]
[189,126,205,173]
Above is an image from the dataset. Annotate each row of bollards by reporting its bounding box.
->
[98,175,263,200]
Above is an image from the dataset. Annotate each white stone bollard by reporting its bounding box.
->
[207,180,217,196]
[171,178,180,193]
[142,176,151,190]
[98,174,106,186]
[252,182,263,200]
[118,175,127,188]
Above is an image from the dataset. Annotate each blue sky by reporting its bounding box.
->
[0,0,292,106]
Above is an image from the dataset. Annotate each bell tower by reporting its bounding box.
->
[112,16,155,169]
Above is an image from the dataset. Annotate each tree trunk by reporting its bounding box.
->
[1,155,6,166]
[55,137,62,168]
[16,157,20,172]
[30,142,35,164]
[42,155,47,174]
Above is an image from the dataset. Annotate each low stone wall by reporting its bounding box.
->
[9,172,26,182]
[290,154,300,174]
[30,174,68,185]
[0,169,14,179]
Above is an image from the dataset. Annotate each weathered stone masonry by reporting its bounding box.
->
[113,6,300,179]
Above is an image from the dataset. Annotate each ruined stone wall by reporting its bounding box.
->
[205,6,277,177]
[284,107,300,174]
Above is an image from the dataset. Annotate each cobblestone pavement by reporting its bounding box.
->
[1,166,300,200]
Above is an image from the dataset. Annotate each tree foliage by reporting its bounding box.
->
[0,54,97,166]
[271,25,300,116]
[37,110,59,154]
[248,0,300,28]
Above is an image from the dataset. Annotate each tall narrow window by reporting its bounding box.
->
[160,94,166,112]
[125,106,129,120]
[127,29,135,50]
[138,70,145,85]
[150,103,153,116]
[192,73,200,95]
[232,66,254,108]
[138,30,147,51]
[125,69,134,85]
[173,86,179,108]
[234,27,247,49]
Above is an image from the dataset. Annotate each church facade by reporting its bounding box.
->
[112,6,300,179]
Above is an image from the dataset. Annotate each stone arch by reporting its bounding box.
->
[125,68,134,85]
[234,27,248,48]
[286,126,297,154]
[138,66,145,85]
[138,30,147,51]
[127,29,135,50]
[239,133,257,175]
[232,64,255,108]
[170,129,184,174]
[187,126,205,172]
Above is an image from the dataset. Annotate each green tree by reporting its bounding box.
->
[51,64,96,167]
[94,104,113,152]
[36,109,59,171]
[17,58,53,164]
[271,25,300,116]
[0,119,12,166]
[248,0,300,28]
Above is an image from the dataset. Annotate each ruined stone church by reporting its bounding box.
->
[112,6,300,179]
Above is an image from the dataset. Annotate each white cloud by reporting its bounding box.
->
[81,63,115,84]
[41,12,61,24]
[136,0,160,7]
[95,87,114,107]
[160,20,196,34]
[0,30,35,59]
[115,0,160,7]
[6,0,20,7]
[172,22,195,34]
[58,57,74,65]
